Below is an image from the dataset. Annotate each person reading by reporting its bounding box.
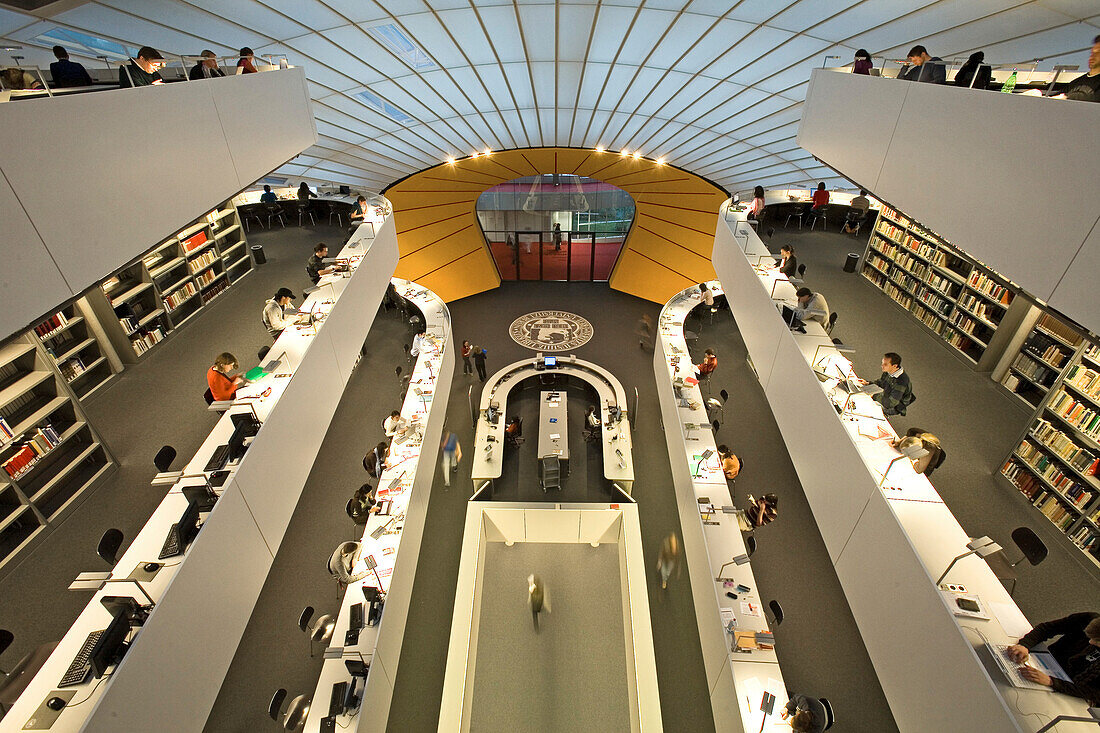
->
[695,348,718,380]
[208,352,244,402]
[383,410,407,437]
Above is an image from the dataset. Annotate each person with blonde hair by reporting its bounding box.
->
[208,352,242,402]
[527,574,551,631]
[656,533,682,590]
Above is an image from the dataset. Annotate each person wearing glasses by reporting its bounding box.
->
[118,46,165,88]
[189,49,225,80]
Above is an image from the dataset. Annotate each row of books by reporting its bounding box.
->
[1004,463,1078,530]
[1015,443,1096,502]
[189,249,218,273]
[132,328,165,356]
[182,230,208,253]
[1047,390,1100,442]
[57,357,89,383]
[164,282,199,312]
[1068,525,1097,553]
[1002,373,1033,396]
[33,311,71,340]
[196,269,221,288]
[1035,314,1083,347]
[957,293,1001,323]
[1009,352,1056,384]
[200,280,228,305]
[913,305,946,334]
[948,312,986,342]
[966,271,1013,305]
[2,423,62,479]
[945,330,977,352]
[1031,420,1099,475]
[1064,364,1100,401]
[0,416,14,445]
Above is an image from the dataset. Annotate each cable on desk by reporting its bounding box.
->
[63,671,113,707]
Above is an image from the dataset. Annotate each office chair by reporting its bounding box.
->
[505,417,525,447]
[268,688,311,730]
[784,204,807,229]
[241,208,265,233]
[263,203,287,229]
[152,445,181,484]
[403,343,412,364]
[712,419,720,435]
[985,527,1047,597]
[719,389,729,403]
[819,697,836,730]
[97,529,125,566]
[827,312,838,335]
[297,606,335,657]
[258,345,271,362]
[767,600,784,627]
[745,535,757,558]
[797,264,806,279]
[326,203,343,227]
[809,204,828,231]
[0,631,58,714]
[539,456,561,492]
[203,387,215,406]
[395,365,402,385]
[295,202,315,226]
[765,226,775,239]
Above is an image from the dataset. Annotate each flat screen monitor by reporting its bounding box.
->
[543,356,557,368]
[780,305,804,328]
[177,499,203,550]
[230,412,260,437]
[339,185,351,195]
[227,422,251,463]
[89,607,131,680]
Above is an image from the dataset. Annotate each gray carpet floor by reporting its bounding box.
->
[469,542,629,733]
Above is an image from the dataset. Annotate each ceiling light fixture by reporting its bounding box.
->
[483,149,491,156]
[620,149,629,157]
[595,146,605,153]
[656,157,666,165]
[471,151,479,158]
[446,156,455,165]
[633,151,642,160]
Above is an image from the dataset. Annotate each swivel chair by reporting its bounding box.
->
[0,631,59,714]
[984,527,1047,597]
[241,208,265,233]
[263,203,287,229]
[297,606,335,657]
[505,417,524,447]
[153,445,180,483]
[820,698,836,729]
[97,529,125,567]
[784,204,807,229]
[797,264,806,279]
[326,203,344,227]
[809,204,828,231]
[268,688,311,730]
[767,599,784,627]
[826,312,838,335]
[295,202,315,226]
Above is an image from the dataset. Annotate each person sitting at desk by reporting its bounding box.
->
[350,195,369,223]
[306,243,336,285]
[237,47,257,74]
[188,49,225,80]
[897,45,946,84]
[868,352,915,416]
[585,405,601,430]
[348,483,381,525]
[1,67,42,90]
[1007,612,1100,703]
[781,693,828,733]
[811,182,829,210]
[50,46,93,88]
[259,185,278,204]
[779,245,798,278]
[717,444,740,480]
[383,410,407,438]
[118,46,164,88]
[695,348,718,380]
[794,287,830,329]
[504,416,522,446]
[745,493,778,529]
[208,352,243,402]
[262,287,296,340]
[297,182,317,201]
[891,429,942,475]
[699,282,714,308]
[363,441,388,479]
[747,185,765,225]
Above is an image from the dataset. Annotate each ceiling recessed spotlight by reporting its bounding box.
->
[446,156,455,165]
[483,148,491,156]
[471,151,480,158]
[595,145,605,153]
[656,156,666,165]
[620,149,629,157]
[633,151,642,159]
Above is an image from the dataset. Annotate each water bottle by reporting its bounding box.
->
[1001,69,1017,93]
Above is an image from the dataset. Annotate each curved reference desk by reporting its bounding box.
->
[0,213,396,733]
[470,356,634,495]
[655,284,789,733]
[712,204,1092,732]
[301,280,453,733]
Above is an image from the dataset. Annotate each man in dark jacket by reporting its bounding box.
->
[49,46,92,88]
[898,45,946,84]
[872,352,915,416]
[1007,612,1100,703]
[189,49,226,80]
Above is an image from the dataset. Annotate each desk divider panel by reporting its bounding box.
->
[83,222,397,733]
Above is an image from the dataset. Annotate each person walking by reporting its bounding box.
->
[656,533,682,590]
[552,222,562,251]
[441,431,461,487]
[636,313,654,350]
[461,340,473,375]
[528,574,551,631]
[473,345,488,382]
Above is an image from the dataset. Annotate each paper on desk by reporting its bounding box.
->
[741,601,762,617]
[988,600,1033,639]
[550,433,560,440]
[720,606,736,630]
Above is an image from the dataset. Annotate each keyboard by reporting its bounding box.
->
[58,629,104,687]
[203,445,230,472]
[159,522,182,560]
[992,644,1055,691]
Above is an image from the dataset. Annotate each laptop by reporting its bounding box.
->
[780,304,804,329]
[986,644,1071,691]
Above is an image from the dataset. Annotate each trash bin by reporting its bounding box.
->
[251,244,266,265]
[844,252,859,273]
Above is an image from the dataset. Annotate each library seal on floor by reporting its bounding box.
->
[509,311,593,352]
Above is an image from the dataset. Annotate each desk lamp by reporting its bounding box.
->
[362,554,384,589]
[1034,707,1100,732]
[208,398,261,423]
[812,344,856,370]
[715,553,751,582]
[878,442,928,488]
[693,449,715,478]
[770,277,792,300]
[935,536,1002,586]
[754,254,778,268]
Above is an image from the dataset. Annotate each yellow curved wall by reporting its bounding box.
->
[383,147,728,304]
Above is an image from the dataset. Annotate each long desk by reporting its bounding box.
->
[655,285,788,733]
[301,281,453,733]
[712,204,1091,732]
[470,357,634,494]
[538,390,569,464]
[0,213,395,732]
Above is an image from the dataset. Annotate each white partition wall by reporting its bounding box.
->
[797,69,1100,335]
[77,220,397,733]
[0,68,317,342]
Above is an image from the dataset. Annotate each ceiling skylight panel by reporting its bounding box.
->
[261,0,347,31]
[365,22,437,70]
[355,89,415,124]
[676,19,752,72]
[398,12,465,67]
[436,9,497,65]
[647,11,715,69]
[616,8,675,66]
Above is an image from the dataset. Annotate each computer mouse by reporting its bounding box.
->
[143,562,161,573]
[46,697,66,711]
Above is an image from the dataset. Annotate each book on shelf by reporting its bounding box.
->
[33,311,70,339]
[1047,391,1100,440]
[182,230,208,253]
[1036,313,1083,347]
[132,328,165,356]
[2,422,61,478]
[1064,364,1100,400]
[58,357,87,382]
[163,282,198,312]
[0,416,14,444]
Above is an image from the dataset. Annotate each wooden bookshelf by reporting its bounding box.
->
[86,203,252,364]
[0,333,115,578]
[1000,313,1083,410]
[31,303,117,401]
[861,206,1027,370]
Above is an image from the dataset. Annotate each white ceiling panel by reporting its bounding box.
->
[0,0,1086,194]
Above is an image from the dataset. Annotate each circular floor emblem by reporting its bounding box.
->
[509,311,593,352]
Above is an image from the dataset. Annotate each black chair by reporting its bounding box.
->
[784,204,807,229]
[295,202,315,226]
[767,599,784,627]
[326,203,344,227]
[0,631,59,714]
[985,527,1047,597]
[797,264,806,279]
[827,312,838,335]
[505,418,525,447]
[263,203,287,229]
[241,208,265,233]
[395,365,402,384]
[745,535,757,558]
[268,687,311,730]
[203,387,215,406]
[927,446,946,476]
[712,419,720,435]
[153,445,177,473]
[539,456,561,492]
[258,345,271,361]
[297,606,335,657]
[820,698,835,729]
[97,529,124,566]
[809,204,828,231]
[719,389,729,403]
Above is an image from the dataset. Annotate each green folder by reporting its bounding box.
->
[245,366,266,382]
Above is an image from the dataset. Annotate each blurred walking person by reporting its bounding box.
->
[656,533,682,590]
[441,431,461,487]
[528,574,551,631]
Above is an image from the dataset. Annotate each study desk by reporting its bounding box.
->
[712,204,1091,732]
[538,390,569,463]
[0,215,393,733]
[655,284,788,733]
[470,357,634,495]
[301,280,453,733]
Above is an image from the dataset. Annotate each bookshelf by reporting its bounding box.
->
[0,333,115,578]
[861,206,1027,370]
[86,203,252,364]
[30,303,118,401]
[999,313,1084,410]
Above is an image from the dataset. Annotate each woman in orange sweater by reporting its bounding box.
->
[208,352,242,402]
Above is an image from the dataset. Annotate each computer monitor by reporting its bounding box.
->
[89,607,131,680]
[780,304,804,329]
[227,421,251,463]
[230,412,260,437]
[177,499,203,550]
[543,356,557,368]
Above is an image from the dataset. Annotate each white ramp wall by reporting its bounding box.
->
[797,69,1100,334]
[0,68,317,342]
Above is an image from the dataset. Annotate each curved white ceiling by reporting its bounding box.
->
[3,0,1097,193]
